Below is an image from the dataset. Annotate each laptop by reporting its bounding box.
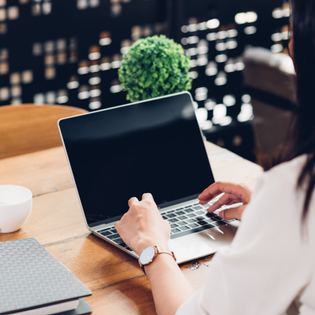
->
[58,91,239,264]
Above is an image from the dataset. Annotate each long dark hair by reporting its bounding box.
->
[268,0,315,221]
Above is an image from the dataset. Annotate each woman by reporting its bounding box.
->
[115,0,315,314]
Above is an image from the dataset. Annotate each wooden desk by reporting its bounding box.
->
[0,142,262,314]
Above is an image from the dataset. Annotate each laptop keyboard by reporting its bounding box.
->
[96,202,236,252]
[96,226,132,250]
[162,203,234,240]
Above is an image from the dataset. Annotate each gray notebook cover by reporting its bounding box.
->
[0,238,92,315]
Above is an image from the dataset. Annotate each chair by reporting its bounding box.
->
[0,104,88,159]
[244,49,301,315]
[243,47,296,161]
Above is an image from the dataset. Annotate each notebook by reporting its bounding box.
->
[0,238,92,315]
[58,91,239,264]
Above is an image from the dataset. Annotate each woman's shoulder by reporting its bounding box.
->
[238,155,315,248]
[243,154,309,225]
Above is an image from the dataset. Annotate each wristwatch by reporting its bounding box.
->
[138,245,176,273]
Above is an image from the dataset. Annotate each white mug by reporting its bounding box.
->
[0,185,32,233]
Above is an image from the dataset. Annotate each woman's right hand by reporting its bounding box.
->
[198,182,252,221]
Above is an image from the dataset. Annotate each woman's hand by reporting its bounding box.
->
[115,193,171,255]
[198,182,252,221]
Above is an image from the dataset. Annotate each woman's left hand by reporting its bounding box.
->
[115,193,171,255]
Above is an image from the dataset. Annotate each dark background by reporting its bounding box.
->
[0,0,289,161]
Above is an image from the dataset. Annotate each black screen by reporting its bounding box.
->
[59,92,215,226]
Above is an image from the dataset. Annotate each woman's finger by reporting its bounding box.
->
[199,182,250,204]
[199,182,238,203]
[198,185,225,204]
[142,192,154,201]
[219,204,246,221]
[207,193,240,212]
[128,196,139,207]
[226,200,239,205]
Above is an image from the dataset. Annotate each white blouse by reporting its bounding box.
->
[176,155,315,315]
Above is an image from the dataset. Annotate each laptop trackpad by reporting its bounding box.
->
[168,224,236,264]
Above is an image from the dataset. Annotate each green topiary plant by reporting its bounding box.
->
[118,35,192,102]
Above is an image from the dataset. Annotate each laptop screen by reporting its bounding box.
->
[59,92,215,227]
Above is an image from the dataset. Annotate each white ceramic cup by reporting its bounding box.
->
[0,185,32,233]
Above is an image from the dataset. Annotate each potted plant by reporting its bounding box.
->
[118,35,192,102]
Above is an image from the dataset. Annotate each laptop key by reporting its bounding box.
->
[178,221,188,226]
[177,215,188,220]
[175,210,185,216]
[100,231,112,236]
[192,205,203,210]
[162,215,168,220]
[97,228,111,233]
[186,213,197,218]
[200,204,209,208]
[184,208,194,213]
[168,218,179,223]
[188,223,199,228]
[186,218,196,223]
[114,238,124,244]
[166,213,176,218]
[171,228,181,234]
[196,216,205,220]
[197,220,208,226]
[107,233,120,240]
[196,210,205,215]
[180,226,190,231]
[171,223,179,228]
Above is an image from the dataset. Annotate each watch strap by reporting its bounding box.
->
[139,246,176,274]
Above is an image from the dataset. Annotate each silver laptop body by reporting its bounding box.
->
[58,92,238,264]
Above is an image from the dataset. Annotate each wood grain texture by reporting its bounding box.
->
[0,147,73,197]
[0,142,263,314]
[43,235,214,315]
[42,234,210,315]
[0,104,87,159]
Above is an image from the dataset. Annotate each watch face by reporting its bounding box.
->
[139,246,156,265]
